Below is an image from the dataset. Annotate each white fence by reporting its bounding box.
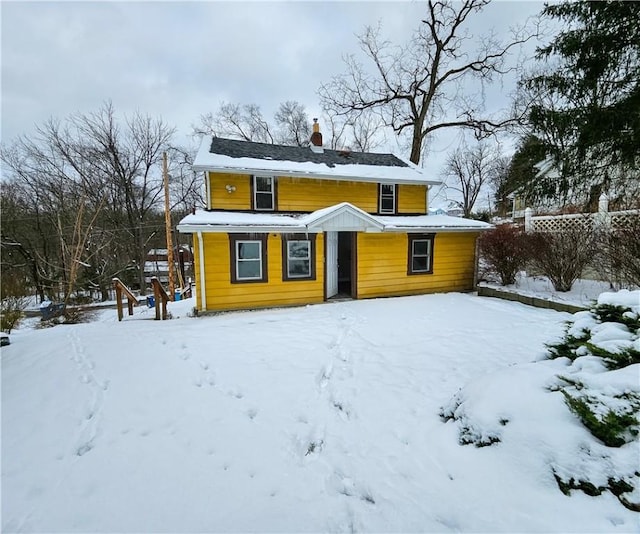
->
[524,194,640,233]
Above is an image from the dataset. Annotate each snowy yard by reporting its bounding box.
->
[2,293,638,532]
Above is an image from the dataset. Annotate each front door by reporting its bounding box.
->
[326,231,339,298]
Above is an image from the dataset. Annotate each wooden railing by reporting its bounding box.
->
[151,276,170,320]
[112,278,140,321]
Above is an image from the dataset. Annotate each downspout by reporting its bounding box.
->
[205,172,211,210]
[473,234,480,290]
[197,231,207,311]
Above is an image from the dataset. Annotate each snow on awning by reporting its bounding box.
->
[177,204,492,234]
[303,202,384,232]
[377,215,492,232]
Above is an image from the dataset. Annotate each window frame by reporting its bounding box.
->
[252,175,277,211]
[407,233,435,275]
[229,233,268,284]
[378,183,397,214]
[281,233,317,281]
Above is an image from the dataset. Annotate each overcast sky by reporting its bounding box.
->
[1,0,547,193]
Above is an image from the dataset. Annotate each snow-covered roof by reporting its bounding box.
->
[534,156,561,179]
[194,137,440,186]
[177,203,492,234]
[377,215,491,232]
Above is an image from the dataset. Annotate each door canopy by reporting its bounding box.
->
[304,203,384,233]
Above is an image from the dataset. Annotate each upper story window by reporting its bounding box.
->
[379,183,396,214]
[253,176,276,211]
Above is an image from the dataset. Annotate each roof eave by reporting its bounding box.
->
[383,225,492,233]
[177,223,311,234]
[192,164,440,186]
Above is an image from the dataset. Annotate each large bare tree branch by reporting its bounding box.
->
[318,0,537,164]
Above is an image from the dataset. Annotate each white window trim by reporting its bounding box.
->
[235,240,263,281]
[379,183,396,214]
[411,238,432,273]
[253,175,275,211]
[286,240,311,278]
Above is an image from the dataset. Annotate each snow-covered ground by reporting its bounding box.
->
[2,293,638,532]
[480,273,614,308]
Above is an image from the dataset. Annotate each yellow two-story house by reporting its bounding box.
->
[177,123,491,312]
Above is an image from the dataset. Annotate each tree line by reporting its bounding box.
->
[1,102,200,303]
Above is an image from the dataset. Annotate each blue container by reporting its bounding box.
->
[39,302,65,320]
[146,295,155,308]
[174,291,181,302]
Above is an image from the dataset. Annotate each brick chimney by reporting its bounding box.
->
[310,118,323,151]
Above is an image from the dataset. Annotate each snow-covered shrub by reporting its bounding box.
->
[527,226,596,292]
[561,390,638,447]
[478,224,530,285]
[441,290,640,511]
[548,291,640,508]
[547,290,640,370]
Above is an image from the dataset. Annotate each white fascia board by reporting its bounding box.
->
[195,166,441,186]
[178,224,314,234]
[382,225,492,233]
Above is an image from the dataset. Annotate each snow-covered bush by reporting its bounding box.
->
[548,290,640,370]
[441,290,640,511]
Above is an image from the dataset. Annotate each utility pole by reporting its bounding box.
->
[163,151,176,301]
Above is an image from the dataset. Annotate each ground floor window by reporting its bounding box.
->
[408,234,435,275]
[229,234,268,283]
[282,234,316,281]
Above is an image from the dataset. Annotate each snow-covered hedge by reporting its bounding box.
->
[441,290,640,511]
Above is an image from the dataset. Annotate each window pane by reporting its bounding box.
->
[381,184,394,195]
[288,241,310,259]
[255,177,272,192]
[256,192,273,210]
[381,197,394,212]
[413,240,430,256]
[288,259,310,277]
[238,241,260,259]
[238,259,261,279]
[412,256,428,272]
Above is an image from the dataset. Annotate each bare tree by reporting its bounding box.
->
[274,101,311,146]
[193,102,274,143]
[321,101,385,152]
[0,102,202,299]
[443,141,502,217]
[318,0,536,164]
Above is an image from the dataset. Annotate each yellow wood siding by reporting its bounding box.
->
[197,232,324,311]
[397,184,427,214]
[357,232,479,299]
[208,172,427,214]
[278,178,378,212]
[209,173,252,210]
